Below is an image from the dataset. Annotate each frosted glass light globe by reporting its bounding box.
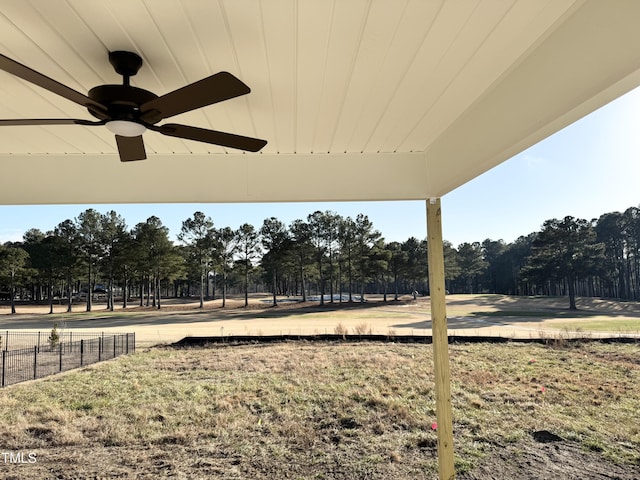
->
[105,120,146,137]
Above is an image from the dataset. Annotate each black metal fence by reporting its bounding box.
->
[1,330,112,352]
[0,332,135,387]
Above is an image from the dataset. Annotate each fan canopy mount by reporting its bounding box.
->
[0,49,267,161]
[109,50,143,79]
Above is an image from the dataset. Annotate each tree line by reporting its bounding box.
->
[444,206,640,310]
[0,209,421,313]
[1,205,639,313]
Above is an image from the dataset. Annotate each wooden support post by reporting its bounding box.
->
[426,198,455,480]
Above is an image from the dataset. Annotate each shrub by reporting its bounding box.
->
[353,322,372,336]
[49,323,60,349]
[334,323,348,339]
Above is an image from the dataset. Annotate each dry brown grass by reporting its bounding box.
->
[333,322,349,337]
[353,322,373,336]
[0,341,638,479]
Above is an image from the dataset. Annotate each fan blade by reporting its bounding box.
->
[139,72,250,123]
[0,118,105,126]
[0,53,107,115]
[115,135,146,162]
[151,123,267,152]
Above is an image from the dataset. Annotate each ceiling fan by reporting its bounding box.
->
[0,50,267,161]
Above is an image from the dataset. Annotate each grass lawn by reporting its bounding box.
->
[545,318,640,333]
[0,340,638,479]
[281,310,414,321]
[472,310,602,318]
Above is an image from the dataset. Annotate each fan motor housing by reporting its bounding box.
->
[87,85,158,122]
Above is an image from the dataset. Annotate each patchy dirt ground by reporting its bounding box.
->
[460,434,640,480]
[3,434,639,479]
[0,440,634,480]
[1,340,639,480]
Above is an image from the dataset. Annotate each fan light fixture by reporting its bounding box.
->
[105,120,146,137]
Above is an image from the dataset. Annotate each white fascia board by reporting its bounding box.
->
[0,151,429,205]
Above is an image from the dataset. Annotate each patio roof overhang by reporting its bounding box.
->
[0,1,639,205]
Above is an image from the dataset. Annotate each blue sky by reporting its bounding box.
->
[1,86,640,248]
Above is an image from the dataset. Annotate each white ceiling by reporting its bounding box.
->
[1,0,640,205]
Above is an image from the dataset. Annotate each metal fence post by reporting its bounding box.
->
[33,346,37,380]
[2,350,5,387]
[80,340,84,367]
[59,342,62,372]
[5,330,8,351]
[98,337,102,362]
[37,332,40,353]
[125,334,129,354]
[113,335,116,358]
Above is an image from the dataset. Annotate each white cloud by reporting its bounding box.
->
[0,230,24,244]
[521,153,548,170]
